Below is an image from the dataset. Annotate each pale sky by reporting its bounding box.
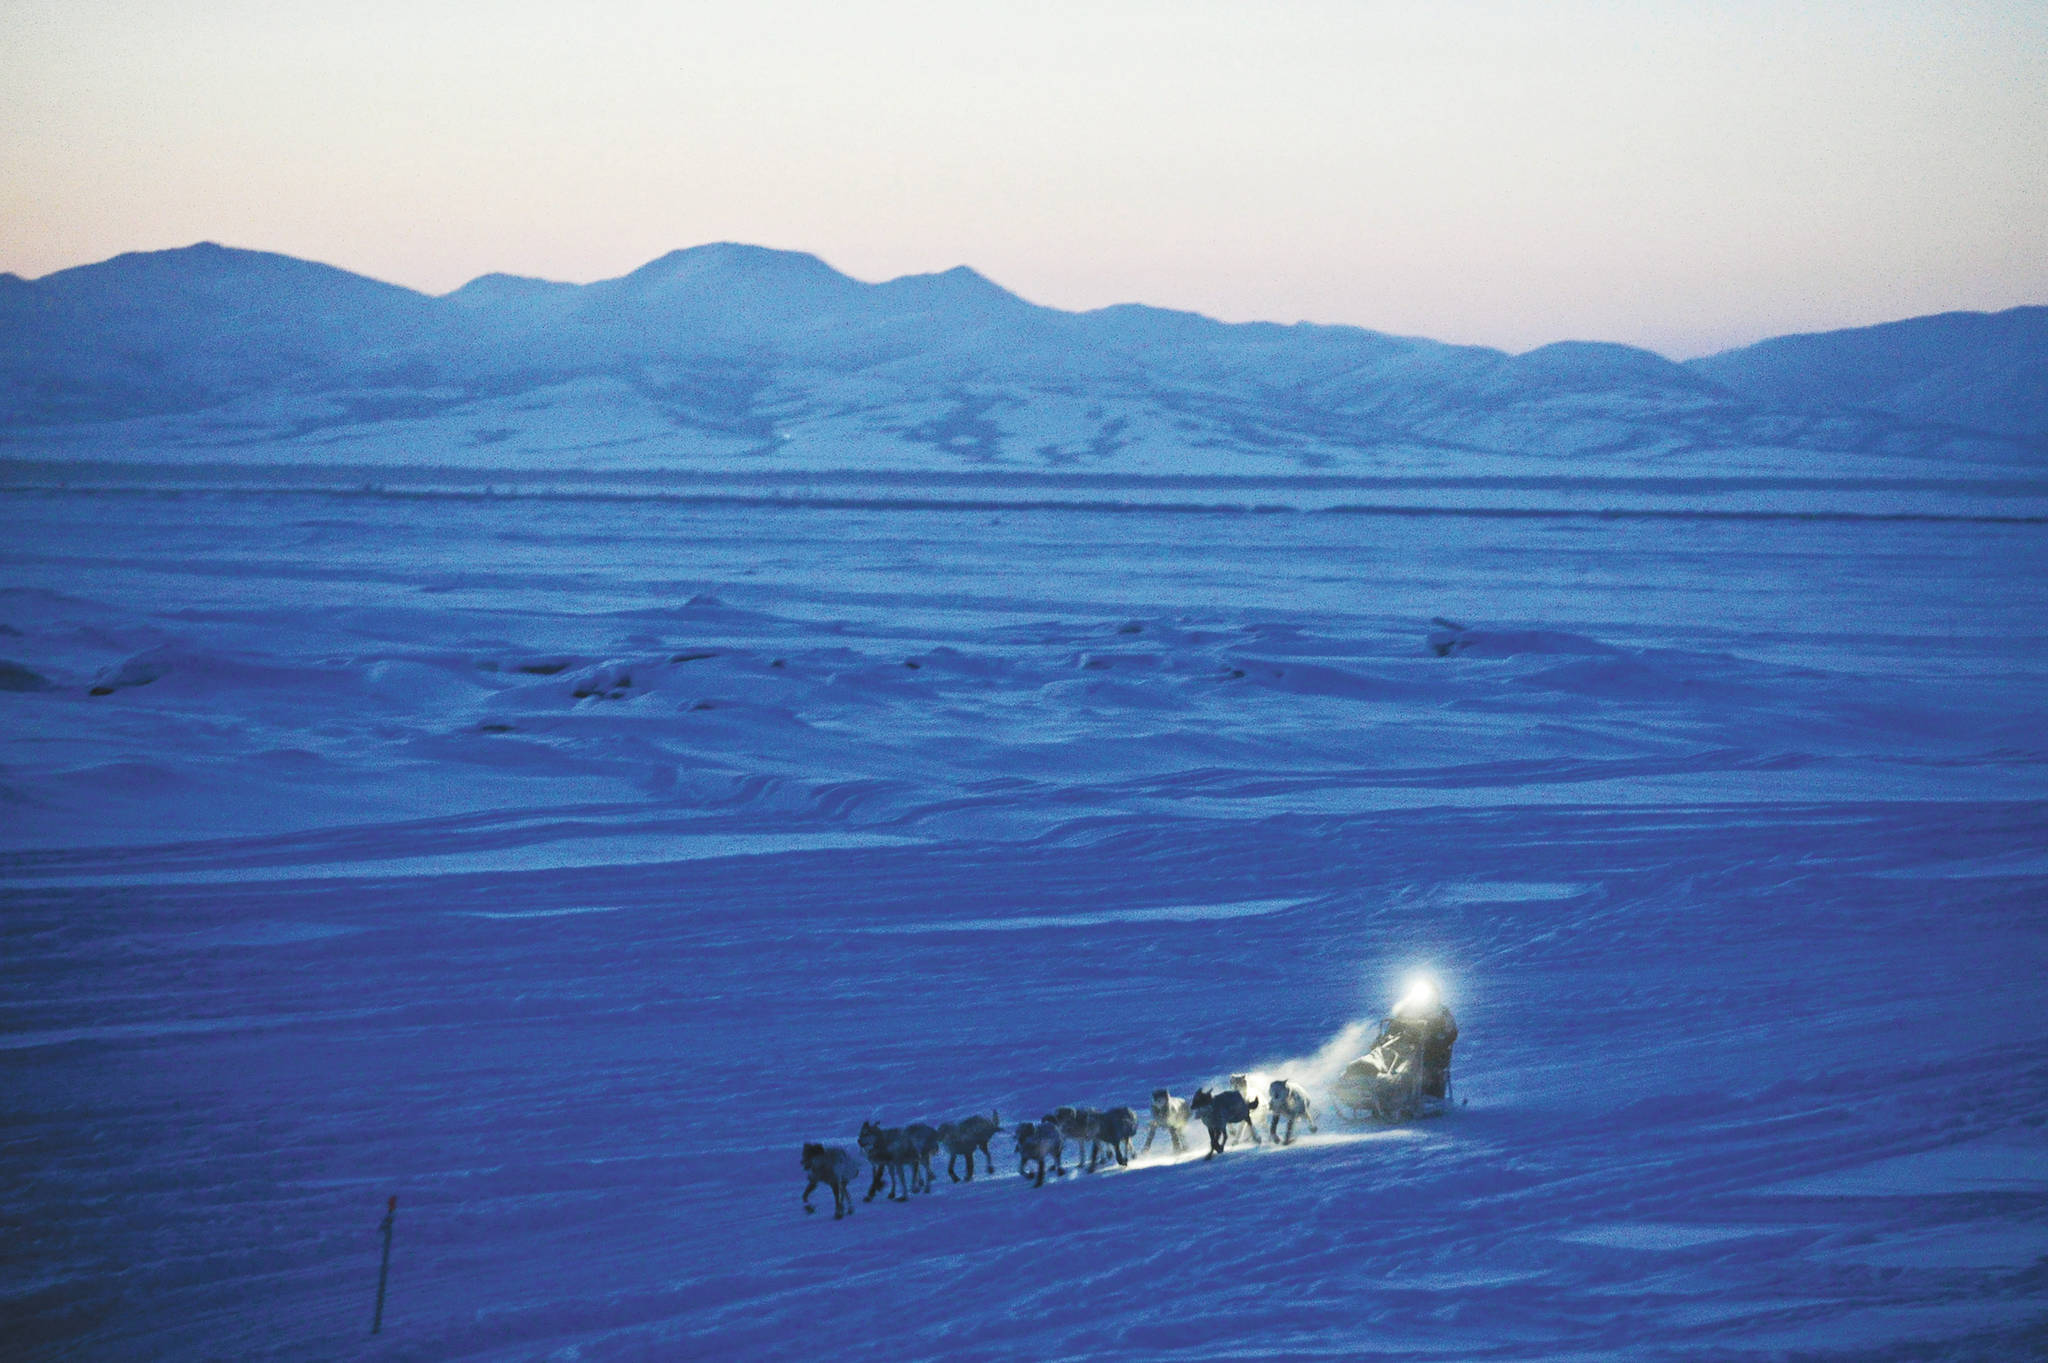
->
[3,0,2044,357]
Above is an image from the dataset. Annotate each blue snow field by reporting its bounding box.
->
[3,481,2045,1360]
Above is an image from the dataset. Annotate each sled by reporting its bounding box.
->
[1331,1014,1454,1123]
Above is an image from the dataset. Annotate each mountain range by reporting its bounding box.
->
[2,241,2042,475]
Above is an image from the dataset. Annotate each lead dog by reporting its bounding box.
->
[1014,1120,1066,1187]
[801,1142,860,1219]
[1266,1078,1317,1145]
[1189,1088,1261,1158]
[1142,1089,1191,1155]
[936,1111,1002,1181]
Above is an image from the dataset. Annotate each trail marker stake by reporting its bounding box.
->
[371,1195,396,1335]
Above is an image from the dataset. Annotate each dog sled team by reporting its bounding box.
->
[801,1075,1321,1218]
[801,979,1457,1220]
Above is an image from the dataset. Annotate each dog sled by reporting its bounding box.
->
[1331,982,1458,1123]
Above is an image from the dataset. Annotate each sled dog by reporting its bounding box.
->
[857,1120,926,1202]
[904,1122,941,1189]
[1142,1089,1191,1155]
[1043,1106,1108,1171]
[1190,1088,1261,1157]
[936,1112,1002,1181]
[800,1142,860,1219]
[1226,1074,1258,1144]
[1266,1078,1317,1145]
[1014,1120,1065,1187]
[1097,1107,1140,1167]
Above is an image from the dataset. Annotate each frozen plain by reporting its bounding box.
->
[3,470,2046,1361]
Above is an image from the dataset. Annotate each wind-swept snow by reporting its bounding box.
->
[2,470,2043,1360]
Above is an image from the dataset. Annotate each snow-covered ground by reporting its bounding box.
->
[3,470,2044,1359]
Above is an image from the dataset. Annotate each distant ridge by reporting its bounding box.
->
[0,243,443,426]
[0,242,2040,469]
[443,273,579,310]
[1690,306,2048,440]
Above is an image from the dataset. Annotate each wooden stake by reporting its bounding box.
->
[371,1195,396,1335]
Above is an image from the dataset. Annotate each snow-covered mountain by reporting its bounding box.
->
[1,242,2040,474]
[0,243,445,425]
[1690,306,2048,442]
